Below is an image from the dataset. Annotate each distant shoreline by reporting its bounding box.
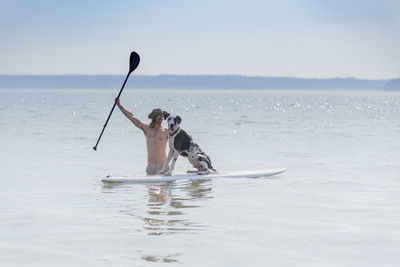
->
[0,74,399,90]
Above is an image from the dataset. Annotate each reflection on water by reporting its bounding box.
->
[102,180,213,235]
[144,180,213,236]
[101,179,213,264]
[141,254,181,263]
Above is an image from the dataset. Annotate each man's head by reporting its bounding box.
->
[148,108,167,128]
[163,113,182,132]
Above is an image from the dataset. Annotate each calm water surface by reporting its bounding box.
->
[1,89,399,266]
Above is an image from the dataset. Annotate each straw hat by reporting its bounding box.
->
[148,108,168,119]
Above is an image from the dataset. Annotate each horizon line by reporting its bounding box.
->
[0,74,397,81]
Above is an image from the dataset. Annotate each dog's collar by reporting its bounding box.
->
[169,127,181,138]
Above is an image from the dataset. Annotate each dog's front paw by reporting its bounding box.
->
[165,170,173,176]
[198,169,209,175]
[156,169,166,175]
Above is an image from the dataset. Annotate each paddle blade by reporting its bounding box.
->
[129,51,140,73]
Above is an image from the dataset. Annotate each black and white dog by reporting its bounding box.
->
[157,113,216,176]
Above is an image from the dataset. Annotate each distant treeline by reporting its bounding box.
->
[384,78,400,90]
[0,74,399,90]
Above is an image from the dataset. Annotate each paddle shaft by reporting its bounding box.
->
[92,72,131,151]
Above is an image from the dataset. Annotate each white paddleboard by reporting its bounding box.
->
[102,168,286,183]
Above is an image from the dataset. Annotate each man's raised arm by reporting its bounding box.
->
[115,98,146,131]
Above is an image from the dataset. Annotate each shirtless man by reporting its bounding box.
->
[115,98,169,175]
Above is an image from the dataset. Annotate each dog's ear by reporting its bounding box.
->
[176,115,182,124]
[163,113,170,120]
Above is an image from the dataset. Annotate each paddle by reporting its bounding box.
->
[93,51,140,151]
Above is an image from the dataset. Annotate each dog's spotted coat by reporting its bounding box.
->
[158,114,216,176]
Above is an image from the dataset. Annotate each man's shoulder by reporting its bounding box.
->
[145,125,168,133]
[153,125,168,131]
[141,123,151,132]
[159,127,169,135]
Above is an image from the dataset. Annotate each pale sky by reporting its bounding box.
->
[0,0,399,79]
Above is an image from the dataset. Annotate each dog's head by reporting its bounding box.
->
[163,113,182,131]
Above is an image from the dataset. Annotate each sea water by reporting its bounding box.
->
[0,89,399,266]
